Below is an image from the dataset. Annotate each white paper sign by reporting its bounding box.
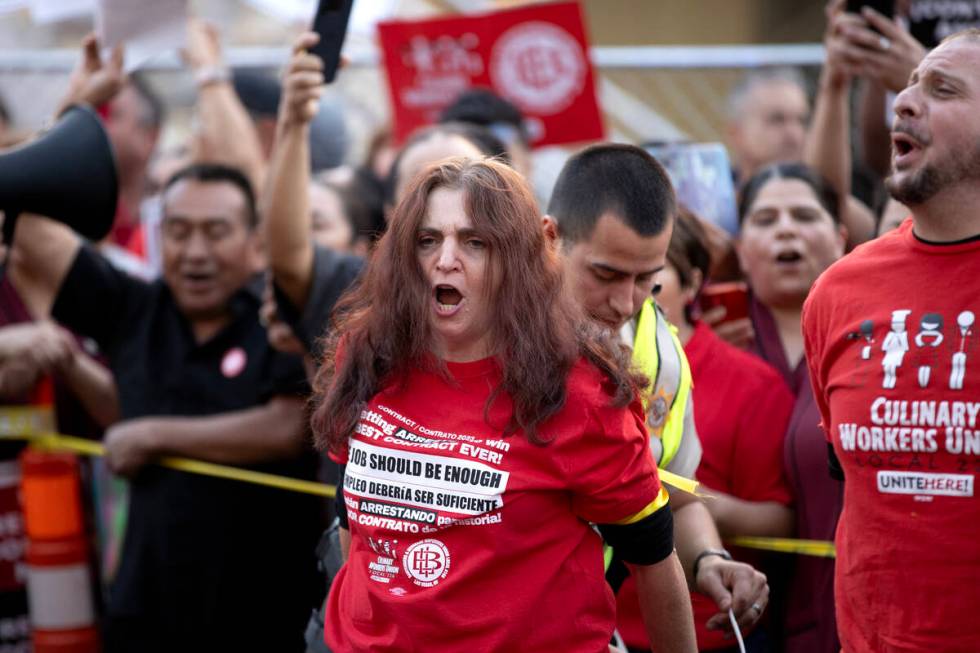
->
[96,0,187,71]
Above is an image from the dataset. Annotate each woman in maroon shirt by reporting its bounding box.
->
[735,163,846,653]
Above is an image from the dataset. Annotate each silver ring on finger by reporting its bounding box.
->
[879,36,891,51]
[750,603,763,615]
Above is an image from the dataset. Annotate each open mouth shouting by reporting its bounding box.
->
[434,284,465,317]
[776,249,803,265]
[892,129,927,169]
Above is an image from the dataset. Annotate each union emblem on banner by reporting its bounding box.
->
[377,1,604,147]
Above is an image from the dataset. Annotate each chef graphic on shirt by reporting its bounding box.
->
[882,309,912,389]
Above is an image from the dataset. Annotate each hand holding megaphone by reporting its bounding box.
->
[0,34,121,246]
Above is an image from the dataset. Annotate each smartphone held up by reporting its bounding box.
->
[310,0,354,83]
[699,282,749,325]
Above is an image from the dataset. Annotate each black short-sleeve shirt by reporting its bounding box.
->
[52,246,323,651]
[273,244,362,357]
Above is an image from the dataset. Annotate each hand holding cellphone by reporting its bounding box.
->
[310,0,354,84]
[699,282,749,325]
[845,0,894,25]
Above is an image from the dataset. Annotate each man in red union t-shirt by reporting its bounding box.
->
[803,29,980,653]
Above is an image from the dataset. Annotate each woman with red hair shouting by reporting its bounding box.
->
[312,157,696,653]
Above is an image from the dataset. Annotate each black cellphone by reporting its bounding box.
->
[310,0,354,84]
[845,0,895,19]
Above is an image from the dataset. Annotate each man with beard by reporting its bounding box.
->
[802,29,980,653]
[544,144,770,649]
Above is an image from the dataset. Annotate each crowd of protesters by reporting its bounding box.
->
[0,0,977,651]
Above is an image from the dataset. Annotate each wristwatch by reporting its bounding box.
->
[692,548,732,579]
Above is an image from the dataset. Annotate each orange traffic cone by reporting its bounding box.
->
[20,449,98,652]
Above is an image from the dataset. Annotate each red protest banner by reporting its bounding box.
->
[377,1,604,147]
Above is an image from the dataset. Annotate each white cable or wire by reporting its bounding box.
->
[728,608,747,653]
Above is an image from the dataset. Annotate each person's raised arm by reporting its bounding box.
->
[13,216,82,317]
[841,6,925,177]
[184,19,265,192]
[806,0,854,202]
[858,80,893,178]
[260,32,325,309]
[103,396,307,476]
[805,0,874,245]
[11,31,126,311]
[55,33,123,117]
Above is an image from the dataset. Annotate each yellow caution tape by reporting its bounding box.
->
[0,407,336,498]
[727,536,836,558]
[34,432,336,498]
[657,467,702,496]
[19,430,700,503]
[1,409,839,557]
[1,407,702,501]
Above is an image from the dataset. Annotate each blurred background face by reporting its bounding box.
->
[737,177,844,310]
[160,178,258,321]
[561,213,672,331]
[416,187,496,361]
[147,146,192,197]
[651,262,691,328]
[730,80,809,176]
[394,134,484,207]
[105,84,158,179]
[309,182,354,253]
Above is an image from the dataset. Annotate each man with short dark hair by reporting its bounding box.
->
[803,29,980,652]
[15,162,323,652]
[543,144,769,649]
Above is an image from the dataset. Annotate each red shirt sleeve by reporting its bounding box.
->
[561,394,663,525]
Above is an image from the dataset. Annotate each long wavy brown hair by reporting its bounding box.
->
[311,157,645,453]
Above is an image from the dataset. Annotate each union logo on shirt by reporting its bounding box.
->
[402,538,451,588]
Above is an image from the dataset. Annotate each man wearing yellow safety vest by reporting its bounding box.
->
[544,144,769,645]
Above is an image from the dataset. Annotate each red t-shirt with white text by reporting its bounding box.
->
[324,356,663,653]
[803,220,980,653]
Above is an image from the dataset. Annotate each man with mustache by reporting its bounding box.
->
[803,29,980,653]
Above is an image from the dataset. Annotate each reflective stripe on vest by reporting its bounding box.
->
[631,299,692,468]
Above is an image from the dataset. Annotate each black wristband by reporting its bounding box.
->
[693,548,732,579]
